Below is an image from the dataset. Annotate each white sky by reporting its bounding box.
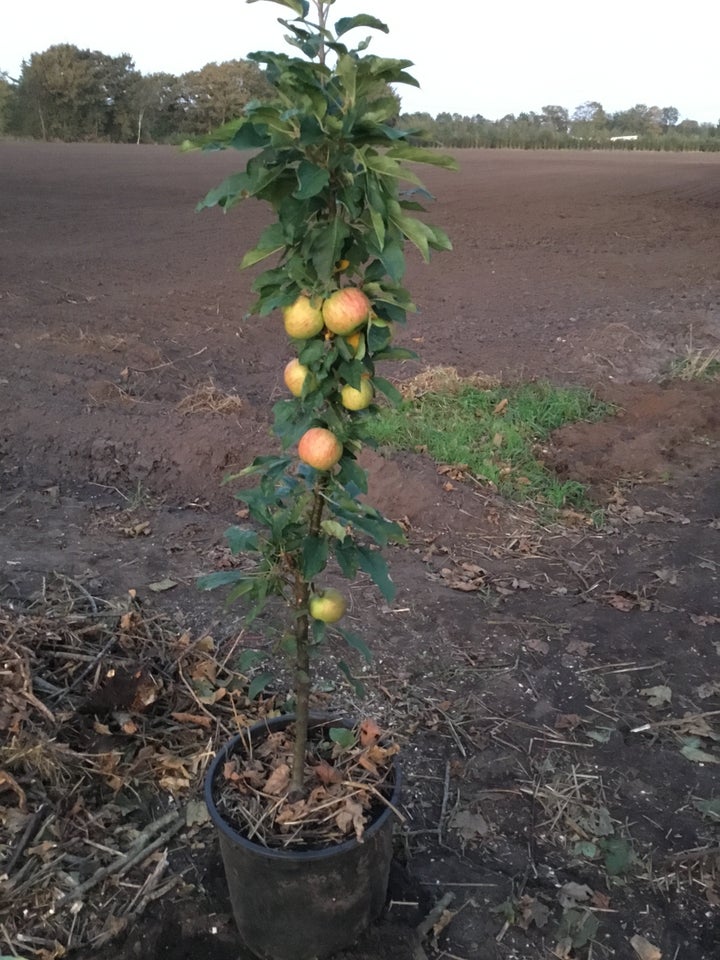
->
[1,0,718,123]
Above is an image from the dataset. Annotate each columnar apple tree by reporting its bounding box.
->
[198,0,456,794]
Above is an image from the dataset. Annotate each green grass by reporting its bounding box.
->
[369,381,613,510]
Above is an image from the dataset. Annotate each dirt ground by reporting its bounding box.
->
[1,142,720,960]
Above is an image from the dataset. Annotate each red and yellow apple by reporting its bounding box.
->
[298,427,343,470]
[283,358,310,397]
[322,288,370,336]
[309,587,346,623]
[283,295,324,339]
[340,377,373,411]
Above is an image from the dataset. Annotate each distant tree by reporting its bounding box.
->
[660,105,680,131]
[541,104,569,132]
[124,72,183,142]
[181,59,272,132]
[0,71,16,134]
[11,44,137,140]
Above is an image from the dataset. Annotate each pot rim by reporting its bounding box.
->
[204,714,402,862]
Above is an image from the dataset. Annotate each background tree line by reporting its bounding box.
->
[0,44,272,142]
[1,44,718,151]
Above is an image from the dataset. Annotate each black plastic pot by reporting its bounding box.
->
[205,714,401,960]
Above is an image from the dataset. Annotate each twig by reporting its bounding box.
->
[3,803,49,877]
[56,810,184,907]
[438,760,451,845]
[48,633,117,701]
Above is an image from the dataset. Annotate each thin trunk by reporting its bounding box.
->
[136,107,144,145]
[38,105,46,141]
[315,0,328,67]
[290,482,326,795]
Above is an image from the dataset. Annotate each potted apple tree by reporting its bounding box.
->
[196,1,456,957]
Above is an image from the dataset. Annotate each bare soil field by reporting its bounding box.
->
[1,142,719,960]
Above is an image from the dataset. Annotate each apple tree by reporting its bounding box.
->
[197,0,456,793]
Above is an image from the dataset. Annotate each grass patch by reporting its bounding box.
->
[369,378,613,509]
[667,347,720,382]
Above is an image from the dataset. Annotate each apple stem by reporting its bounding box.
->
[290,478,327,796]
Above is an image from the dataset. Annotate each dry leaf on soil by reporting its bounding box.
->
[264,763,291,796]
[630,934,662,960]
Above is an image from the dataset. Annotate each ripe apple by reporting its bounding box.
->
[309,588,346,623]
[283,358,310,397]
[340,378,373,411]
[283,295,325,339]
[322,288,370,335]
[298,427,343,470]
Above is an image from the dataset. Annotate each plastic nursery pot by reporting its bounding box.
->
[205,714,402,960]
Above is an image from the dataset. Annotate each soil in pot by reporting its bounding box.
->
[205,715,402,960]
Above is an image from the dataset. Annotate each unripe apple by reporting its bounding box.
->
[283,358,310,397]
[309,588,347,623]
[343,331,363,354]
[298,427,343,470]
[340,378,373,411]
[322,288,370,336]
[283,295,324,339]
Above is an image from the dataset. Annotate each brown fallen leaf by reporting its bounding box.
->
[526,638,550,655]
[555,713,582,731]
[264,763,291,796]
[494,398,509,415]
[566,638,594,657]
[359,718,383,747]
[591,890,611,909]
[313,760,342,786]
[630,934,662,960]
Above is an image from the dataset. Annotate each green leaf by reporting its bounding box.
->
[695,798,720,821]
[308,218,351,280]
[197,570,248,591]
[369,208,385,249]
[338,660,366,698]
[338,628,372,663]
[573,840,600,858]
[373,376,403,406]
[302,535,329,579]
[335,14,389,37]
[239,222,285,270]
[372,347,418,363]
[387,144,459,170]
[364,152,422,185]
[237,649,268,672]
[329,727,356,749]
[681,738,720,764]
[248,672,275,700]
[293,160,330,200]
[334,539,361,578]
[225,526,260,554]
[230,123,270,150]
[356,545,395,602]
[599,837,634,876]
[321,519,348,541]
[336,456,368,494]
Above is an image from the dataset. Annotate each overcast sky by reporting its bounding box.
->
[2,0,718,123]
